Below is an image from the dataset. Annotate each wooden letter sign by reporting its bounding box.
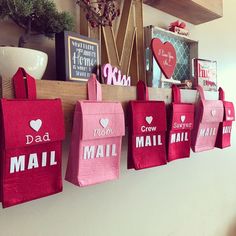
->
[79,0,145,85]
[102,63,131,86]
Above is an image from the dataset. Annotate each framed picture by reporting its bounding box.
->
[55,31,100,82]
[193,58,217,91]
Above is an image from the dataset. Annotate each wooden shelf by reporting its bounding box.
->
[0,77,218,133]
[143,0,223,25]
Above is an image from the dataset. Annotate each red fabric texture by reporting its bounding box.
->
[191,86,224,152]
[167,85,194,161]
[215,87,235,148]
[65,75,125,187]
[128,81,167,170]
[0,68,65,208]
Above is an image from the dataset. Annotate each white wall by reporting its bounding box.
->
[1,1,236,236]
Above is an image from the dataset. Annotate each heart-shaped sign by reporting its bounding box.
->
[180,115,186,123]
[211,110,216,117]
[30,119,42,132]
[146,116,153,125]
[151,38,177,79]
[100,118,109,128]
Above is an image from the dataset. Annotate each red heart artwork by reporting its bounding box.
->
[151,38,177,79]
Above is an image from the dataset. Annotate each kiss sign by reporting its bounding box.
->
[151,38,177,79]
[102,63,131,86]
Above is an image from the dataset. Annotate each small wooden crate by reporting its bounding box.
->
[144,26,198,88]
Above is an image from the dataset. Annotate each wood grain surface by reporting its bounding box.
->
[143,0,223,25]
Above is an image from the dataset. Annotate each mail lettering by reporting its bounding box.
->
[10,151,57,174]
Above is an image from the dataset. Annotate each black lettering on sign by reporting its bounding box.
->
[56,31,100,82]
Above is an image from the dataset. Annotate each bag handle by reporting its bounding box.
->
[172,85,181,103]
[87,74,102,101]
[13,67,37,99]
[196,85,205,101]
[218,87,225,101]
[137,80,149,101]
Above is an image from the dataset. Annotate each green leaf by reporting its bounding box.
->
[0,0,75,35]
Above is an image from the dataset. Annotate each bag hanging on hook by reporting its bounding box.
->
[215,87,235,148]
[167,85,194,161]
[0,68,65,208]
[191,86,224,152]
[65,74,125,186]
[127,80,167,170]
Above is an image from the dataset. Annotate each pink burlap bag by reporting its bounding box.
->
[65,75,125,186]
[191,86,224,152]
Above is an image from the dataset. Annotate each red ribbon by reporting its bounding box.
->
[169,20,186,31]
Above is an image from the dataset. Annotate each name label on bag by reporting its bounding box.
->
[200,127,216,137]
[170,132,189,144]
[94,118,113,137]
[223,126,232,134]
[26,132,51,145]
[173,115,192,129]
[141,116,157,132]
[10,151,57,173]
[136,135,163,148]
[173,122,192,129]
[83,144,117,160]
[141,126,157,132]
[26,119,51,145]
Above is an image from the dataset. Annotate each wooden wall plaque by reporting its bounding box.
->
[56,31,100,82]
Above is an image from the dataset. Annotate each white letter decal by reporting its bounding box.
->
[96,145,104,158]
[50,151,57,165]
[136,136,144,148]
[28,153,39,169]
[111,144,117,157]
[83,146,95,160]
[42,152,47,167]
[145,136,152,147]
[10,155,25,173]
[171,133,176,144]
[26,135,34,145]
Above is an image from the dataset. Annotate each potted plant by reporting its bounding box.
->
[0,0,74,79]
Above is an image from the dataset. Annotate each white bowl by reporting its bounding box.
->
[0,46,48,80]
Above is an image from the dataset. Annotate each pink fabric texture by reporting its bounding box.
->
[65,75,125,186]
[191,86,224,152]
